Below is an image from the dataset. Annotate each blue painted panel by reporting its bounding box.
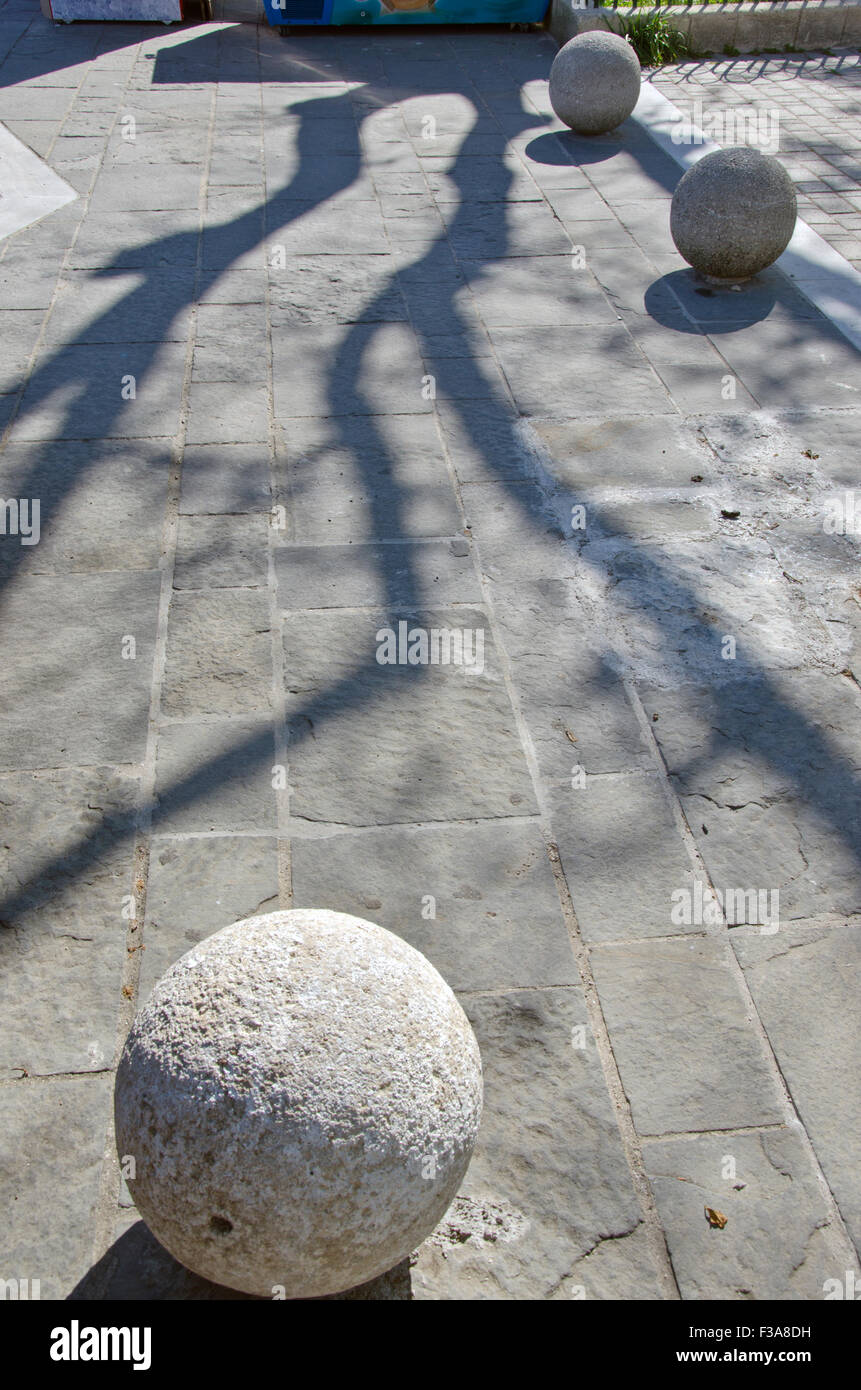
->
[262,0,549,27]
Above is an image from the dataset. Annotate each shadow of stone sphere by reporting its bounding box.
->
[68,1220,413,1302]
[645,268,779,334]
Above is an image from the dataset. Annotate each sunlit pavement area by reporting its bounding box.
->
[0,1,860,1300]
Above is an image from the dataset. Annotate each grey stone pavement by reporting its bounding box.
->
[0,3,860,1301]
[651,50,861,272]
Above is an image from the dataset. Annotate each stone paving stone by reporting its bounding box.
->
[436,399,549,485]
[266,158,378,205]
[639,675,861,922]
[423,156,544,203]
[279,414,461,545]
[283,608,535,827]
[457,256,616,327]
[0,85,74,119]
[644,1128,858,1299]
[438,199,574,258]
[732,923,861,1257]
[197,269,267,306]
[0,439,170,576]
[579,531,832,686]
[708,317,861,411]
[549,773,703,943]
[412,987,664,1299]
[173,514,269,590]
[268,253,406,326]
[0,258,61,310]
[527,415,713,489]
[10,341,187,441]
[771,410,861,487]
[459,478,576,586]
[275,539,477,611]
[102,128,209,169]
[44,270,195,345]
[154,719,277,834]
[583,149,680,204]
[656,363,761,415]
[0,766,137,1078]
[292,820,577,994]
[140,835,279,1003]
[88,163,202,213]
[161,589,271,719]
[185,381,269,445]
[590,937,786,1135]
[0,570,161,770]
[179,443,271,516]
[0,309,44,393]
[67,209,199,269]
[541,187,626,227]
[487,325,674,418]
[0,1075,113,1300]
[273,199,389,256]
[272,321,430,420]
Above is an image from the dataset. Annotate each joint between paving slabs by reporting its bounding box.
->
[88,79,221,1274]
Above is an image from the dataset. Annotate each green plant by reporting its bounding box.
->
[619,12,689,65]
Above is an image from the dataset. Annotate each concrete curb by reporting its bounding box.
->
[549,0,861,56]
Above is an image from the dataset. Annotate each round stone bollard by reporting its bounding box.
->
[670,146,798,281]
[114,909,483,1299]
[548,31,642,136]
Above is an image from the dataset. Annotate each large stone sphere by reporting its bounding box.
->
[114,909,483,1298]
[671,146,797,281]
[549,31,642,136]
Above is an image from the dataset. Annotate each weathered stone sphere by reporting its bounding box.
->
[549,31,642,136]
[114,909,482,1298]
[671,146,797,281]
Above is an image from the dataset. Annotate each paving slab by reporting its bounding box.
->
[292,820,577,994]
[161,588,272,719]
[0,766,137,1078]
[732,923,861,1258]
[590,937,786,1135]
[0,1076,113,1300]
[412,987,664,1300]
[140,835,279,1003]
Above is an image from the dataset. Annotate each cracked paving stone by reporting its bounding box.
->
[640,675,861,921]
[644,1128,859,1300]
[411,987,665,1300]
[732,922,861,1258]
